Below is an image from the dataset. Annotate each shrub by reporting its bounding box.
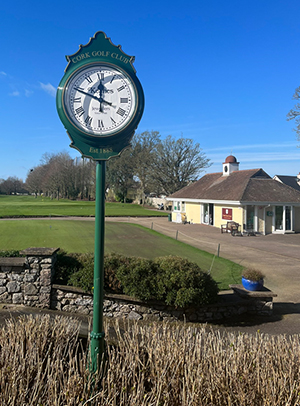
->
[55,252,219,306]
[67,252,94,291]
[103,253,128,294]
[67,252,127,293]
[0,250,22,257]
[54,251,82,285]
[116,257,160,301]
[155,256,219,307]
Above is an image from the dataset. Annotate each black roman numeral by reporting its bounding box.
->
[117,85,125,92]
[86,76,93,83]
[75,106,85,117]
[73,97,81,103]
[110,117,116,124]
[120,98,128,103]
[110,75,116,83]
[98,72,104,81]
[98,120,104,128]
[116,107,126,116]
[85,115,92,126]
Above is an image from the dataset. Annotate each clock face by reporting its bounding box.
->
[63,63,137,136]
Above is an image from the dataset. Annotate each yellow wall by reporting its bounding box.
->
[257,207,264,233]
[185,202,201,224]
[214,205,244,228]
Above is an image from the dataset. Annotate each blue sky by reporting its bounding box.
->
[0,0,299,181]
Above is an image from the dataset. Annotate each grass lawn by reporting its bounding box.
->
[0,195,168,218]
[0,219,242,289]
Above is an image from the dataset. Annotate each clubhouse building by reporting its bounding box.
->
[167,155,300,234]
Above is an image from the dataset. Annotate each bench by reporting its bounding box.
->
[221,221,241,235]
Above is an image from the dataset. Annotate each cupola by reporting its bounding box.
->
[223,155,239,176]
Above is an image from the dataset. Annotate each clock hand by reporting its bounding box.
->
[74,88,115,112]
[74,87,102,103]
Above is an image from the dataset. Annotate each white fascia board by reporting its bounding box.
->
[242,201,300,206]
[166,197,241,206]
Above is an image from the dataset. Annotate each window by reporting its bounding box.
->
[173,201,181,211]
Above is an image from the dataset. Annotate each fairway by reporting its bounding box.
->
[0,219,242,289]
[0,195,167,218]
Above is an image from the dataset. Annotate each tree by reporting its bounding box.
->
[0,177,26,195]
[287,86,300,139]
[106,148,135,202]
[131,130,161,205]
[26,166,46,197]
[150,135,211,195]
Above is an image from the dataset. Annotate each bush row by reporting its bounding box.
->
[54,252,219,308]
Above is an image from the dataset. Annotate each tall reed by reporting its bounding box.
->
[0,315,299,405]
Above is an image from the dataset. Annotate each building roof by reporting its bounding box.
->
[168,169,300,204]
[274,175,300,192]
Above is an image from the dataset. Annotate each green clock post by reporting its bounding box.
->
[56,31,144,373]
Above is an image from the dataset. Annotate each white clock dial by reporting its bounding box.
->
[63,64,137,136]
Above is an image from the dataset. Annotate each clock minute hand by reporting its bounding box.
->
[74,87,101,103]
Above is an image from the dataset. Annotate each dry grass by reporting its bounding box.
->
[1,315,300,405]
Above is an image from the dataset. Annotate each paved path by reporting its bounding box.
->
[105,216,300,335]
[106,216,300,303]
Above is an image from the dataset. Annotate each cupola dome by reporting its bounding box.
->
[224,155,238,164]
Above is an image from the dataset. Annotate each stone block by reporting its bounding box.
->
[11,274,24,282]
[0,273,7,279]
[24,295,39,301]
[12,293,23,304]
[40,269,51,285]
[24,283,38,295]
[40,286,51,294]
[0,292,10,303]
[0,287,6,295]
[62,304,77,313]
[7,281,21,293]
[65,293,77,299]
[128,311,143,320]
[0,279,5,287]
[40,258,52,264]
[75,298,93,306]
[24,274,36,283]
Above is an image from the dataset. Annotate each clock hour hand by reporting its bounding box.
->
[100,99,114,107]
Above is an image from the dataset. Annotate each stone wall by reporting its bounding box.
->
[0,248,276,322]
[0,248,59,308]
[51,285,276,322]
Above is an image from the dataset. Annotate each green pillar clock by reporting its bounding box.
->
[56,32,144,374]
[56,31,144,160]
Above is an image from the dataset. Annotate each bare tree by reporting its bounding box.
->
[150,135,211,195]
[106,148,135,202]
[0,177,26,195]
[131,130,161,205]
[287,86,300,139]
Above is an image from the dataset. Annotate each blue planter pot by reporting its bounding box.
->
[242,277,264,291]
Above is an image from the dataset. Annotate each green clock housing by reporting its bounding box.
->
[56,31,144,160]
